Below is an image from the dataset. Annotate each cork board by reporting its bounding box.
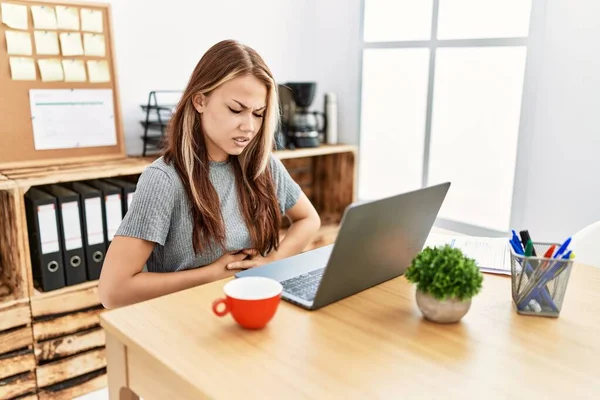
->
[0,0,125,170]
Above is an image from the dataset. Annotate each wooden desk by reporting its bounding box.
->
[100,263,600,399]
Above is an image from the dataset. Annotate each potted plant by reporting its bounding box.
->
[405,245,484,323]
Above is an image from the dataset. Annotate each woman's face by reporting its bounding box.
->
[193,75,267,162]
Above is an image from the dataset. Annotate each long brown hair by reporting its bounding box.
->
[163,40,282,255]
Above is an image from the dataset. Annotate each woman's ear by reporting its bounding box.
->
[192,93,207,113]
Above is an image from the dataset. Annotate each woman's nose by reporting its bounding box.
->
[240,113,254,133]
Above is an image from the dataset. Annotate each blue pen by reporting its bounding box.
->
[511,230,524,253]
[510,238,524,255]
[553,237,571,259]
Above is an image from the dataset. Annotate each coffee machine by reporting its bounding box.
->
[279,82,325,148]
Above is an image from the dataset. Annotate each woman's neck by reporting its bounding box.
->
[204,137,229,162]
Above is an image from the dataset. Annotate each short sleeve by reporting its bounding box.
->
[270,155,301,213]
[115,166,175,245]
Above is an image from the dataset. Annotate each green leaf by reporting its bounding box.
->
[405,245,484,301]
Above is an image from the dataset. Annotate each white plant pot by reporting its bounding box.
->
[415,289,472,324]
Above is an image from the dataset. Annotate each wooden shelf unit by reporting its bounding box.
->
[0,144,357,398]
[0,185,37,400]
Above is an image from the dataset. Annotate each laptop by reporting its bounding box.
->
[236,182,451,310]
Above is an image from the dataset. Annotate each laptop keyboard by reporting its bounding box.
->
[281,268,325,302]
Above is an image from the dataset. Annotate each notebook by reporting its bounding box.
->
[423,233,512,275]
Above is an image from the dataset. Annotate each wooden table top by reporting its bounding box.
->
[100,263,600,399]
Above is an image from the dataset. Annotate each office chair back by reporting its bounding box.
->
[571,220,600,269]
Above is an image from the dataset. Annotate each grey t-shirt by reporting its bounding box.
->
[115,155,301,273]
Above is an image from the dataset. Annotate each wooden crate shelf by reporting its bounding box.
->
[0,299,36,400]
[0,187,31,303]
[36,348,106,389]
[0,371,37,400]
[30,290,107,400]
[276,144,357,160]
[0,185,35,398]
[33,307,105,343]
[2,144,356,190]
[0,157,155,191]
[31,282,101,320]
[0,144,357,399]
[37,368,106,400]
[35,328,105,364]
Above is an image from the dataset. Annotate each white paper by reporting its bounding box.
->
[9,57,36,80]
[37,204,60,254]
[38,59,64,82]
[59,32,83,56]
[1,3,28,30]
[84,198,104,245]
[62,59,86,82]
[56,5,79,30]
[34,31,60,55]
[83,33,105,56]
[424,233,512,275]
[5,30,32,55]
[61,202,82,250]
[86,60,110,82]
[29,89,117,150]
[31,5,57,30]
[104,194,122,241]
[80,8,103,33]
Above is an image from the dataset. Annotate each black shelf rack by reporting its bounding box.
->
[140,90,181,156]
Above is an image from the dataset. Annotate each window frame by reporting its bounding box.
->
[357,0,543,236]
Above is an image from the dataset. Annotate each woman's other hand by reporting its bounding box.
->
[225,248,273,270]
[209,251,252,276]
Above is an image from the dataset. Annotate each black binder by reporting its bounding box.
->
[41,185,88,286]
[104,178,136,216]
[86,180,123,248]
[24,187,66,292]
[62,182,106,281]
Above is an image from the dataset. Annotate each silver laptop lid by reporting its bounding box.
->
[311,182,450,309]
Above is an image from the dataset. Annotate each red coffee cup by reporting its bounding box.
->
[212,277,283,329]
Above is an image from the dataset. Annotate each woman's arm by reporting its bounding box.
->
[271,192,321,260]
[227,192,320,269]
[98,236,247,309]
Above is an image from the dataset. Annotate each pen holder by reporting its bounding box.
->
[510,242,574,317]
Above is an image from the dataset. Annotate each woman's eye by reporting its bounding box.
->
[253,113,264,118]
[229,107,242,114]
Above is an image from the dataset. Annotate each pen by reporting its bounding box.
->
[525,239,534,258]
[540,244,556,271]
[523,238,539,276]
[509,238,523,255]
[543,245,556,258]
[520,230,537,256]
[553,237,572,259]
[512,230,524,253]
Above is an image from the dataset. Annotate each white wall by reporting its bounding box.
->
[83,0,361,155]
[308,0,362,146]
[512,0,600,242]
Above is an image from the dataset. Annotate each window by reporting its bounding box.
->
[359,0,532,232]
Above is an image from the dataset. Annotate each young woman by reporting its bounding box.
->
[98,40,321,309]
